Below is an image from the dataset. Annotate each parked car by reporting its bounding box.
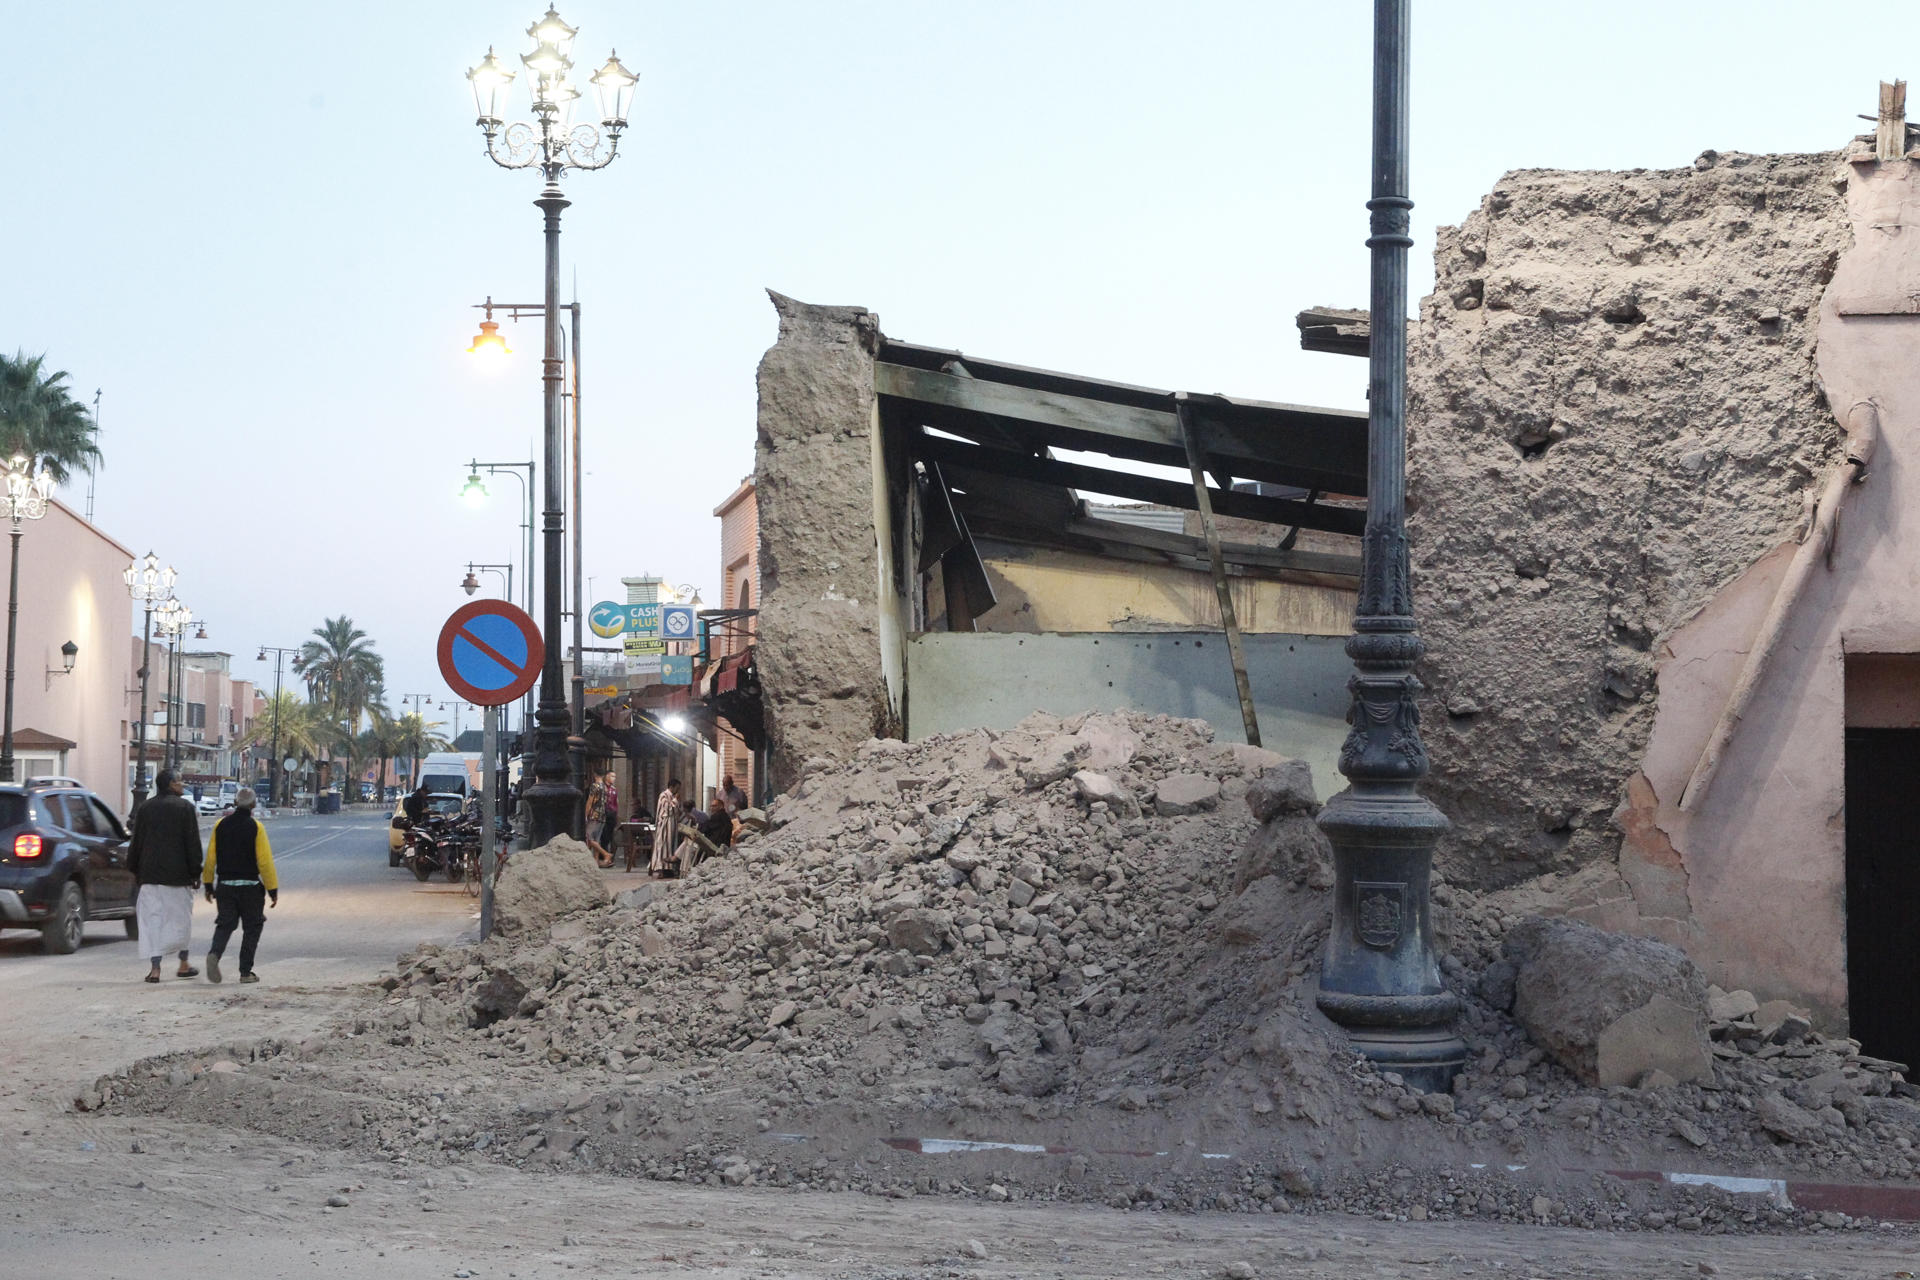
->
[389,792,466,866]
[195,793,231,816]
[0,777,137,953]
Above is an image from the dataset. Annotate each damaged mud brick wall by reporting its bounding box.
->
[755,292,897,791]
[1406,151,1851,886]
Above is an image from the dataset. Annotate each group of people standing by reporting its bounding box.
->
[127,769,279,985]
[647,772,747,877]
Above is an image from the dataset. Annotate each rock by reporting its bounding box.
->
[886,907,952,955]
[1222,1263,1257,1280]
[1155,773,1221,816]
[997,1055,1059,1098]
[613,881,675,911]
[1018,734,1089,788]
[1225,744,1285,776]
[1007,878,1035,909]
[326,1194,349,1208]
[635,925,670,957]
[1078,720,1139,770]
[1276,1165,1320,1198]
[1477,959,1519,1012]
[767,1001,798,1029]
[469,965,531,1027]
[1706,985,1759,1025]
[1671,1116,1709,1147]
[493,836,606,937]
[1231,814,1333,894]
[1504,917,1712,1086]
[1757,1094,1828,1145]
[961,1240,988,1260]
[1753,998,1809,1041]
[1244,760,1317,821]
[1073,770,1139,816]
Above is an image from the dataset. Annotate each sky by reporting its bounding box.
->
[5,1,1909,717]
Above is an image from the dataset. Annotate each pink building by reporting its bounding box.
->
[5,499,135,807]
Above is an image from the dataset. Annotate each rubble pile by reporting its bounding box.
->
[102,711,1920,1227]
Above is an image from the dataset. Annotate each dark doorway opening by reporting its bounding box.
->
[1843,726,1920,1073]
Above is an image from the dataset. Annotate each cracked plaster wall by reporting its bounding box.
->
[1413,141,1920,1020]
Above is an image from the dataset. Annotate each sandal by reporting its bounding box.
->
[175,966,199,978]
[144,972,160,984]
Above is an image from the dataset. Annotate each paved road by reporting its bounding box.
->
[0,808,473,1101]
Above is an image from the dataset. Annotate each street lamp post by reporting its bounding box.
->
[400,692,435,787]
[467,6,636,847]
[467,296,587,826]
[0,455,54,783]
[461,562,513,601]
[155,598,192,772]
[257,645,298,807]
[461,459,536,741]
[1314,0,1464,1093]
[124,553,177,810]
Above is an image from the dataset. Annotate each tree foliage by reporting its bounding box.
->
[295,616,385,731]
[0,351,101,484]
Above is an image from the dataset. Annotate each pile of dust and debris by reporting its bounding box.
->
[104,712,1920,1233]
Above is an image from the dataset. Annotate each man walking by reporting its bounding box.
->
[128,769,203,983]
[201,787,279,984]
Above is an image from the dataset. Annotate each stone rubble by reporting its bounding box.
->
[98,710,1920,1230]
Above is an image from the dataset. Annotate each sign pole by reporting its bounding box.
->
[481,702,498,941]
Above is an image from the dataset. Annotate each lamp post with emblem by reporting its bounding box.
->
[1313,0,1466,1093]
[125,553,177,810]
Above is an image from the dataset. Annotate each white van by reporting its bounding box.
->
[417,752,475,799]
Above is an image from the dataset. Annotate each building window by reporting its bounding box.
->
[188,703,206,729]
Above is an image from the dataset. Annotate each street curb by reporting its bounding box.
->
[836,1133,1920,1222]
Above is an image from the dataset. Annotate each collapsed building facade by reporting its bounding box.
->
[749,91,1920,1067]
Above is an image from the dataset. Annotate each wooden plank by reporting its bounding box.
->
[1178,396,1261,746]
[1878,79,1908,163]
[1296,306,1371,357]
[1066,514,1360,579]
[878,361,1180,454]
[916,432,1367,536]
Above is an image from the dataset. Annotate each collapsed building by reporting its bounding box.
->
[749,90,1920,1071]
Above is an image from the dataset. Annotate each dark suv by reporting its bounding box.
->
[0,778,137,953]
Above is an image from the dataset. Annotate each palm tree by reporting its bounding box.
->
[393,711,450,788]
[296,616,385,735]
[0,352,101,484]
[239,691,325,803]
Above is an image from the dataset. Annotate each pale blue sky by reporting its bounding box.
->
[5,1,1907,712]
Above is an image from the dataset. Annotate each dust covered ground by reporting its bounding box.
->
[69,714,1920,1279]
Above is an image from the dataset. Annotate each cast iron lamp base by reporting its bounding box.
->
[1315,783,1466,1094]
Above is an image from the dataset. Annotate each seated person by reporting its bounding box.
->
[699,795,734,853]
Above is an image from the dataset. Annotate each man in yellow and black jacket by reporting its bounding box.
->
[200,787,280,984]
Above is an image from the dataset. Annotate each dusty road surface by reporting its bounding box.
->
[3,811,1917,1279]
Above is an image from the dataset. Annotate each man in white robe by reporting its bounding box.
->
[128,770,204,982]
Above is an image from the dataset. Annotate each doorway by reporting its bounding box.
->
[1843,725,1920,1072]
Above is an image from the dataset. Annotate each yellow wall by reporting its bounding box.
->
[971,546,1354,636]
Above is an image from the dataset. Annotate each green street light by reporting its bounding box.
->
[460,472,488,505]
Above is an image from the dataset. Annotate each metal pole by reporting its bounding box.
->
[524,182,578,848]
[133,607,152,810]
[0,524,21,783]
[481,702,498,940]
[164,631,178,771]
[269,652,282,807]
[569,300,586,838]
[1314,0,1464,1093]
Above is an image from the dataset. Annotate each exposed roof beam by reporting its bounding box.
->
[1297,306,1371,357]
[877,361,1365,495]
[916,430,1365,537]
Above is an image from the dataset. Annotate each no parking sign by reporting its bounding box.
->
[437,599,545,706]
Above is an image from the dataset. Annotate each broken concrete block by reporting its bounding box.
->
[1018,734,1089,788]
[1244,760,1317,822]
[1505,917,1712,1086]
[1230,814,1334,895]
[1072,770,1140,816]
[885,907,952,955]
[1154,773,1221,816]
[493,836,607,937]
[1756,1093,1828,1145]
[1707,985,1760,1025]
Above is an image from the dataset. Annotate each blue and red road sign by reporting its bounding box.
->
[436,599,545,707]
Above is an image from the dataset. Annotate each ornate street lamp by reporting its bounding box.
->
[0,454,54,783]
[124,552,177,808]
[1315,0,1465,1093]
[154,597,192,771]
[467,7,635,847]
